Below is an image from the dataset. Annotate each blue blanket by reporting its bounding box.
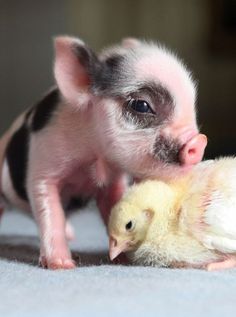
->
[0,205,236,317]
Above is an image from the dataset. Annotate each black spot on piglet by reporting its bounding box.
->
[6,124,29,201]
[31,88,59,132]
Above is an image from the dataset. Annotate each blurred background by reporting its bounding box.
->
[1,0,236,159]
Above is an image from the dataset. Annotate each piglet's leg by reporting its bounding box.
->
[29,180,75,270]
[96,177,128,265]
[96,175,129,265]
[96,175,127,226]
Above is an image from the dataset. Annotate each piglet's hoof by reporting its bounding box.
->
[39,256,76,270]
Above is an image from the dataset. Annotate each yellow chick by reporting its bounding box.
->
[108,157,236,271]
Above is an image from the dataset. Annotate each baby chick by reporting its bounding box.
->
[108,157,236,271]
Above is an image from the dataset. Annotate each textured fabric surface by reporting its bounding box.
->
[0,205,236,317]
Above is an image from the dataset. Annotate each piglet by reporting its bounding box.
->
[0,36,207,269]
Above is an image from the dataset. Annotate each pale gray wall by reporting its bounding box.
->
[1,0,236,157]
[0,0,66,132]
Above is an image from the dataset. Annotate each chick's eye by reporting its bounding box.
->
[125,221,133,231]
[128,99,155,114]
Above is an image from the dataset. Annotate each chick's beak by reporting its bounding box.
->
[109,236,130,261]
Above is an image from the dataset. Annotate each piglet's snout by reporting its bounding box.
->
[179,134,207,166]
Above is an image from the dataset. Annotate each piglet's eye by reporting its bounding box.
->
[128,99,155,114]
[125,221,133,231]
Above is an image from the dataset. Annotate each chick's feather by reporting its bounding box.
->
[109,157,236,270]
[186,158,236,254]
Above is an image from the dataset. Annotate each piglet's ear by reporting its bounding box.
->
[54,36,99,105]
[121,37,141,49]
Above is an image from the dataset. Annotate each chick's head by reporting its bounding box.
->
[108,180,177,261]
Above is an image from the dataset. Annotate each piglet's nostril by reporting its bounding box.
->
[180,134,207,166]
[188,148,196,156]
